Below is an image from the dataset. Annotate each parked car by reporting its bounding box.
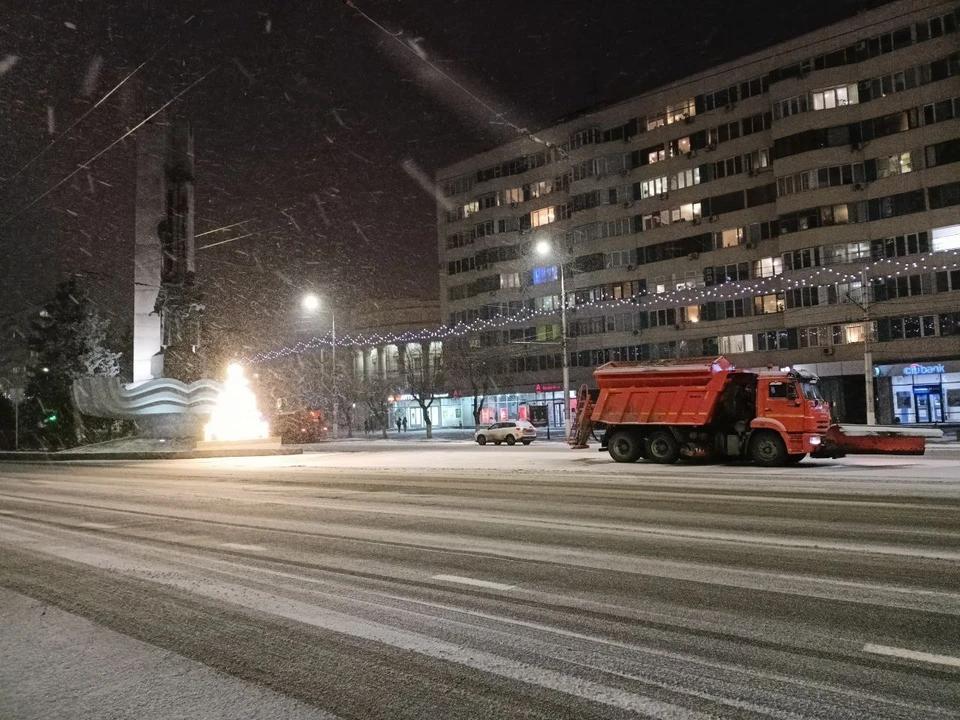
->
[274,409,328,444]
[475,420,537,446]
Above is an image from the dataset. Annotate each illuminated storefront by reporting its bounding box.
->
[875,360,960,424]
[387,385,577,430]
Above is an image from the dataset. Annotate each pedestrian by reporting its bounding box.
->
[363,419,369,435]
[396,416,402,433]
[402,417,407,432]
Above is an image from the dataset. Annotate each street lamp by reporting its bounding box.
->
[302,293,338,439]
[535,240,572,441]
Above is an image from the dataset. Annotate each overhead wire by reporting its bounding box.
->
[0,25,189,185]
[341,0,566,158]
[0,68,218,231]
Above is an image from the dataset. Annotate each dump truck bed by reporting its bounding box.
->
[589,358,738,427]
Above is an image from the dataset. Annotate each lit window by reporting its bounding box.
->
[754,293,784,314]
[721,228,744,248]
[500,272,520,289]
[530,181,552,199]
[530,207,555,227]
[677,202,701,222]
[718,334,754,354]
[684,305,700,323]
[532,266,558,285]
[752,257,783,278]
[812,84,859,110]
[672,167,700,190]
[933,224,960,251]
[666,99,696,124]
[844,323,866,344]
[504,188,523,205]
[641,176,668,198]
[463,201,479,217]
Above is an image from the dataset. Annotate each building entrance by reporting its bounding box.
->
[914,387,943,423]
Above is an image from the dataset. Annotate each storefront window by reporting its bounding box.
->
[882,362,959,424]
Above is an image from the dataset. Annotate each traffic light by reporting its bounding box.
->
[43,411,58,425]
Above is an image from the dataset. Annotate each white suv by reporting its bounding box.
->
[475,420,537,446]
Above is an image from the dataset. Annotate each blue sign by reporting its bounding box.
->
[903,363,945,376]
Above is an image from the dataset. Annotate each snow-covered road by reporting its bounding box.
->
[1,446,958,719]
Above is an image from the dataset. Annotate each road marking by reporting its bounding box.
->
[431,574,515,591]
[863,643,960,667]
[220,542,265,552]
[78,522,115,529]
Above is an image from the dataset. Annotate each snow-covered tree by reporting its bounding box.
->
[24,278,122,447]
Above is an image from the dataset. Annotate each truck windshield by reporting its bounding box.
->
[801,382,824,401]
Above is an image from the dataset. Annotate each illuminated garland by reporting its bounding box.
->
[242,248,960,364]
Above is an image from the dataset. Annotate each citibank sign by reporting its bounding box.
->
[903,363,945,376]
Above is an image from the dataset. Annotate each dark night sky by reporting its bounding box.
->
[0,0,893,353]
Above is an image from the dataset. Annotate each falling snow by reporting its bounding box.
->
[0,0,906,372]
[82,56,104,97]
[0,54,19,75]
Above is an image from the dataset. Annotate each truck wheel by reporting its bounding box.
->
[607,431,643,463]
[786,453,806,464]
[647,431,680,464]
[750,432,788,467]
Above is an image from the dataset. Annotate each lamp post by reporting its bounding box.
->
[302,293,338,439]
[861,265,877,425]
[535,240,572,441]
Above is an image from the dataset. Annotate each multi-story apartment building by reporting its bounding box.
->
[437,0,960,427]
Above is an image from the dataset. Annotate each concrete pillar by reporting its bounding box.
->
[132,122,165,382]
[362,347,372,382]
[420,341,431,378]
[353,349,363,381]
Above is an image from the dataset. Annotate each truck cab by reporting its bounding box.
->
[750,371,831,462]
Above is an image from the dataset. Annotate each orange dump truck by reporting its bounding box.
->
[569,357,931,466]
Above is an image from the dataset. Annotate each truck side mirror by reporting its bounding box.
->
[787,385,798,401]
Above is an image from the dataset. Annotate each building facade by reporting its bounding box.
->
[437,0,960,426]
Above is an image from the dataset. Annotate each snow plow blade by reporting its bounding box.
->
[812,424,943,458]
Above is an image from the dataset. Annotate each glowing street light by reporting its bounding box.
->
[302,293,338,439]
[301,293,320,312]
[535,240,572,441]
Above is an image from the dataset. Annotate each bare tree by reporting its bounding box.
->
[334,370,366,438]
[404,342,443,438]
[444,336,498,427]
[360,375,395,438]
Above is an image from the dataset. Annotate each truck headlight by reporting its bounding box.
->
[809,436,821,446]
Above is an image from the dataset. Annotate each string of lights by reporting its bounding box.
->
[241,248,960,364]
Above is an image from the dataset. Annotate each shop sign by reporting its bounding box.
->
[902,363,946,376]
[390,393,451,401]
[535,383,562,392]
